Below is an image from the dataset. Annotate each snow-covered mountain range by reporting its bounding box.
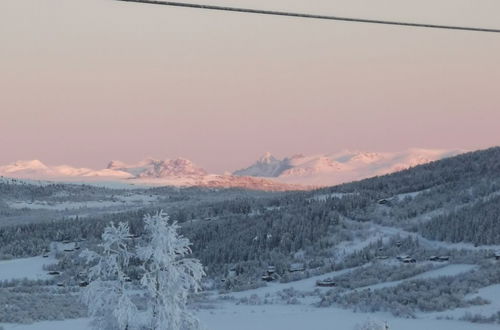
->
[0,149,463,190]
[234,149,464,186]
[0,158,306,191]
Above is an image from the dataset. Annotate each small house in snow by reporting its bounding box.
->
[316,279,336,287]
[402,257,416,264]
[377,199,391,205]
[288,263,305,273]
[262,274,274,282]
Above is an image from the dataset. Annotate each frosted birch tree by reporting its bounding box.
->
[138,211,205,330]
[81,222,138,330]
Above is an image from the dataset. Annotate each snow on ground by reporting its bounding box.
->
[0,258,492,330]
[361,264,477,291]
[0,318,91,330]
[0,256,57,281]
[412,264,477,280]
[309,192,356,202]
[424,284,500,320]
[227,266,363,300]
[199,303,500,330]
[6,194,158,211]
[227,264,478,302]
[369,222,500,253]
[3,304,500,330]
[393,189,429,201]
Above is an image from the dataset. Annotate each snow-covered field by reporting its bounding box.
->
[0,256,57,281]
[361,264,477,291]
[426,284,500,320]
[7,194,158,211]
[3,300,500,330]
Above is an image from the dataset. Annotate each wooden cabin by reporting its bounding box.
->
[261,274,274,282]
[402,257,416,264]
[316,279,336,287]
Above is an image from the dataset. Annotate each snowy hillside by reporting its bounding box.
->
[1,147,500,330]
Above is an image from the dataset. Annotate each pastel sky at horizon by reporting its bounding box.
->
[1,0,499,173]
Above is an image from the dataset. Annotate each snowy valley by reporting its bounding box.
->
[1,147,500,330]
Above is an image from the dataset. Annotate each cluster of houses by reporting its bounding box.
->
[394,255,451,264]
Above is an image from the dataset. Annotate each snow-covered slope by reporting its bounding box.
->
[234,149,464,186]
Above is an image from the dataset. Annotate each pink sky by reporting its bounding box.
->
[1,0,499,173]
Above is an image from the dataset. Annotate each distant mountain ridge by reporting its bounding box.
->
[106,158,208,178]
[0,158,306,191]
[233,149,464,186]
[0,148,464,190]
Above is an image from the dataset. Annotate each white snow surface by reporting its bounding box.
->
[2,303,500,330]
[7,194,158,210]
[362,264,477,291]
[0,256,495,330]
[0,256,57,281]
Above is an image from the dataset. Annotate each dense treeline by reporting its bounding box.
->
[418,195,500,245]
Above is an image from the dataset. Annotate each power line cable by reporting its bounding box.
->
[115,0,500,34]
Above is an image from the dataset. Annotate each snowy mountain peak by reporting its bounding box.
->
[258,152,277,164]
[106,160,128,170]
[0,148,465,190]
[0,159,52,176]
[234,153,291,178]
[11,159,48,170]
[136,158,208,178]
[233,149,464,186]
[105,157,208,179]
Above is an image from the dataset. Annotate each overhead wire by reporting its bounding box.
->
[115,0,500,34]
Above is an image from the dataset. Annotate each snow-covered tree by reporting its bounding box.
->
[81,222,138,330]
[138,211,205,330]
